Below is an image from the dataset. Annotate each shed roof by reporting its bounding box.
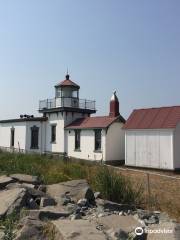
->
[65,115,125,129]
[123,106,180,130]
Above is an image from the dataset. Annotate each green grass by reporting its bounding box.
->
[90,166,143,205]
[0,152,143,206]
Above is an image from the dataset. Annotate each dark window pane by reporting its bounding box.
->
[75,130,81,150]
[51,125,56,142]
[95,129,102,151]
[31,126,39,149]
[11,128,15,147]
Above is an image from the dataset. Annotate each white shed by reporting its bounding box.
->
[123,106,180,170]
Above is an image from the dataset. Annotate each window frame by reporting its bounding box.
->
[30,126,39,149]
[74,129,81,151]
[94,129,102,152]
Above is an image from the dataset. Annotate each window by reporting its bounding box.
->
[10,128,15,147]
[75,130,81,150]
[95,129,102,151]
[51,125,56,143]
[31,126,39,149]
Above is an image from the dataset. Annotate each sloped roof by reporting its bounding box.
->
[65,115,125,129]
[55,75,80,89]
[123,106,180,130]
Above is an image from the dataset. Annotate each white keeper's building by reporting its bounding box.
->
[0,74,126,162]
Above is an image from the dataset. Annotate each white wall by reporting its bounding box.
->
[45,111,88,153]
[66,129,106,161]
[106,122,125,161]
[125,129,174,170]
[174,123,180,169]
[0,122,26,150]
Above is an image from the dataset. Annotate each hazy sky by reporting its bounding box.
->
[0,0,180,120]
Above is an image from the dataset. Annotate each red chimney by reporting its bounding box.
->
[109,91,120,117]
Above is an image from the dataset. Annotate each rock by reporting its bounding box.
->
[40,197,56,208]
[70,213,82,220]
[94,192,101,199]
[27,198,39,209]
[10,174,40,185]
[52,219,107,239]
[144,215,159,225]
[97,215,143,237]
[15,216,46,240]
[0,188,28,219]
[37,185,47,193]
[106,228,128,240]
[77,198,88,207]
[28,207,71,220]
[6,182,35,190]
[66,203,80,214]
[137,209,152,220]
[96,199,135,212]
[0,176,15,189]
[147,222,180,240]
[47,179,95,204]
[60,195,72,205]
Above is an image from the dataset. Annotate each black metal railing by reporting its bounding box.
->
[39,97,96,111]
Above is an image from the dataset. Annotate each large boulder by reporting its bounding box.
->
[0,175,15,189]
[52,219,107,240]
[10,174,40,185]
[15,216,47,240]
[47,179,95,204]
[0,188,28,219]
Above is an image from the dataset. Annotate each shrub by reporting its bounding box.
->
[91,166,143,206]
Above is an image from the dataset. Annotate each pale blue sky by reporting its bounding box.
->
[0,0,180,119]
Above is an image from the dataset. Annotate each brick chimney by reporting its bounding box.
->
[109,91,120,117]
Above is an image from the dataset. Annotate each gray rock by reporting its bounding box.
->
[47,179,95,204]
[0,188,28,219]
[40,197,56,208]
[96,199,135,212]
[0,176,15,189]
[15,216,46,240]
[27,198,39,209]
[77,198,88,207]
[144,215,159,225]
[28,207,71,220]
[52,219,107,239]
[94,192,101,199]
[107,228,129,240]
[70,213,82,220]
[38,185,46,193]
[10,174,40,185]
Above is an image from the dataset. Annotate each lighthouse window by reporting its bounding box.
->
[31,126,39,149]
[51,125,56,143]
[75,130,81,150]
[94,129,102,151]
[10,128,15,148]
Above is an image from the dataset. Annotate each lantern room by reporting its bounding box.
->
[55,74,80,99]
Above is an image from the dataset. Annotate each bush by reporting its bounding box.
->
[91,166,143,206]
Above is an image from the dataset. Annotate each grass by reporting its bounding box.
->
[0,152,143,207]
[0,212,19,240]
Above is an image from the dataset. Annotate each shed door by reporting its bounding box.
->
[136,132,147,166]
[126,132,136,165]
[147,131,160,168]
[160,131,173,169]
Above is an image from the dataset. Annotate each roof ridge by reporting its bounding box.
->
[134,105,180,111]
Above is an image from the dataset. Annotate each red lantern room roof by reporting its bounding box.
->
[55,74,80,89]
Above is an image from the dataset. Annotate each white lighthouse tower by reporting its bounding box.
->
[39,73,96,153]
